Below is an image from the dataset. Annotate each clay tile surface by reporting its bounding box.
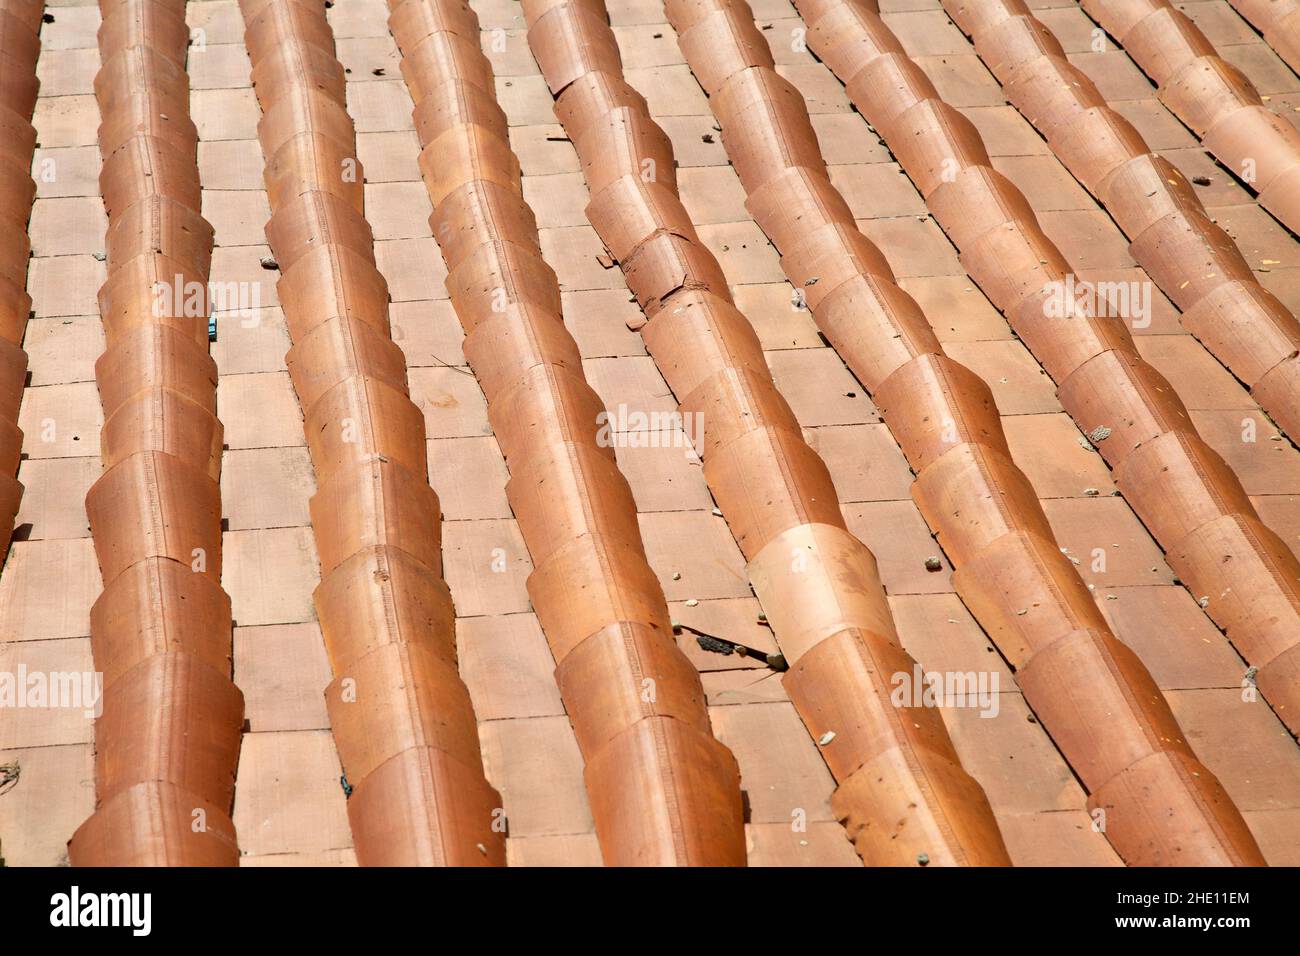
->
[2,0,1299,871]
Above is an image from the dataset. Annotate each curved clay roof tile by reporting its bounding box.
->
[388,0,748,866]
[675,0,1270,864]
[70,0,244,865]
[524,0,1016,865]
[236,0,507,865]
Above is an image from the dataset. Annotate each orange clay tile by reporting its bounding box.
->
[2,0,1288,871]
[388,0,747,866]
[682,0,1267,864]
[950,0,1300,440]
[68,0,245,867]
[1076,0,1300,234]
[237,0,506,866]
[0,0,38,562]
[527,0,1011,865]
[1225,0,1300,76]
[797,0,1300,758]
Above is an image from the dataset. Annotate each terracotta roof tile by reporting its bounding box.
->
[3,0,1298,867]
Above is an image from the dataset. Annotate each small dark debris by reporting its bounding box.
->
[340,772,353,798]
[371,68,386,76]
[1192,175,1212,186]
[702,133,715,144]
[260,256,280,271]
[686,625,784,671]
[696,634,735,656]
[653,32,663,38]
[0,761,19,796]
[545,135,571,143]
[42,12,54,23]
[924,556,942,572]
